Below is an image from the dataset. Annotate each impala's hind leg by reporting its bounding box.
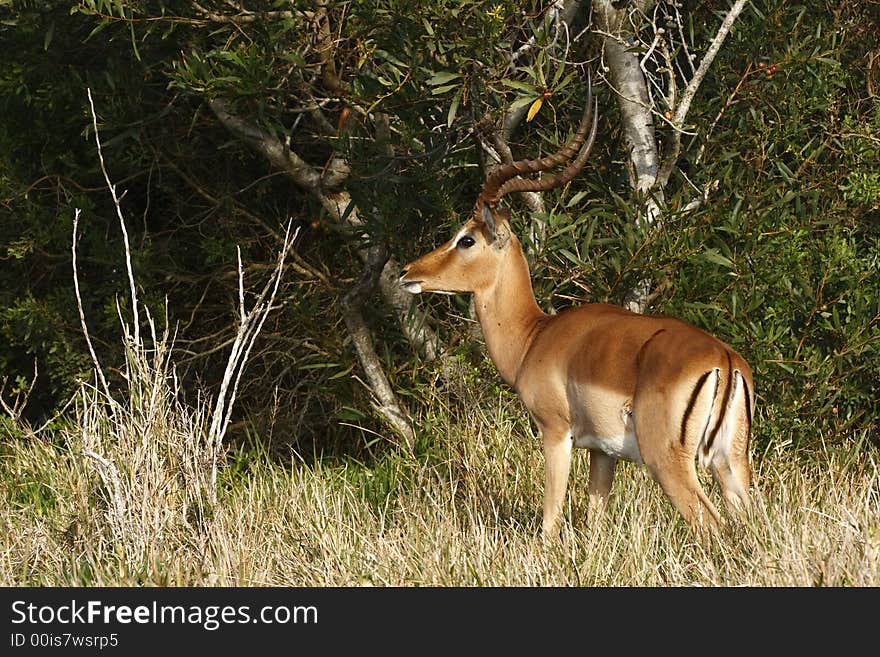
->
[642,443,721,533]
[708,373,753,519]
[710,457,750,519]
[633,396,721,533]
[587,449,616,520]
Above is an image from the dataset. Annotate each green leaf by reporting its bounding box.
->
[337,406,367,422]
[699,248,735,269]
[500,78,539,94]
[508,95,537,112]
[129,21,140,61]
[558,248,582,266]
[427,71,460,86]
[328,365,355,381]
[534,51,546,88]
[553,70,577,92]
[43,21,54,51]
[282,52,306,66]
[776,161,795,182]
[565,191,588,208]
[431,83,458,95]
[447,88,462,128]
[374,49,407,69]
[581,217,598,253]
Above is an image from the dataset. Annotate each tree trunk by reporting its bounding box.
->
[209,100,425,442]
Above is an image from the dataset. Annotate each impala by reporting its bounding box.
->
[400,80,754,538]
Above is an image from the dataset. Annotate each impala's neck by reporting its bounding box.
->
[473,237,545,387]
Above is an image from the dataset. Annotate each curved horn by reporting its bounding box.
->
[478,70,597,209]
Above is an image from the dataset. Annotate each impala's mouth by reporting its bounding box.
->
[400,279,422,294]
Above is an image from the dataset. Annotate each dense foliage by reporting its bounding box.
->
[1,0,877,457]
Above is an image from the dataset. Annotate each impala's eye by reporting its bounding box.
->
[457,235,476,249]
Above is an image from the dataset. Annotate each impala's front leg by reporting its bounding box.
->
[541,427,573,539]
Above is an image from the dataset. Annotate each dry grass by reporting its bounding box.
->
[1,357,877,586]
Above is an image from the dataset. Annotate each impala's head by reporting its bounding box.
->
[399,203,514,295]
[400,69,597,296]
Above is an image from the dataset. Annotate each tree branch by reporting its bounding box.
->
[342,243,415,449]
[210,99,440,360]
[88,88,141,347]
[594,1,660,316]
[657,0,749,187]
[594,0,660,197]
[210,98,350,193]
[673,0,749,127]
[314,0,346,94]
[209,94,440,428]
[190,1,303,25]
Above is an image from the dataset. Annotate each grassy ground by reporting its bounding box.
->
[2,360,877,587]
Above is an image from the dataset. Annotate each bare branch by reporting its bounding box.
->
[207,222,301,500]
[210,98,344,193]
[680,179,720,214]
[658,0,749,187]
[209,97,440,361]
[190,1,302,24]
[695,62,754,166]
[508,0,580,72]
[673,0,749,127]
[87,88,140,348]
[72,209,112,399]
[315,0,346,94]
[342,243,415,450]
[157,153,336,288]
[0,360,38,422]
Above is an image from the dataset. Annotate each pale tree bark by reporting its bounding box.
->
[594,1,661,199]
[205,1,447,441]
[342,243,415,450]
[209,99,428,440]
[592,0,749,313]
[656,0,750,187]
[209,101,436,350]
[594,0,660,314]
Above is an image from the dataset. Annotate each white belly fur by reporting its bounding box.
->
[566,381,643,463]
[572,430,643,463]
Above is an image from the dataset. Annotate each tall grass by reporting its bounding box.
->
[2,346,877,586]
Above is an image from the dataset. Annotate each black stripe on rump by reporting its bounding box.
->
[707,352,734,450]
[743,378,752,441]
[680,370,713,445]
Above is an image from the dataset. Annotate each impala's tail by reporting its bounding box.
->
[687,353,753,517]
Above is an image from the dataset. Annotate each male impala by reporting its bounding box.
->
[400,81,754,538]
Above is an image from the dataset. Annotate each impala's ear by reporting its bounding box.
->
[481,203,497,243]
[480,204,511,248]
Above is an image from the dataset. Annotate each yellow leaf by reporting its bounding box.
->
[526,97,543,122]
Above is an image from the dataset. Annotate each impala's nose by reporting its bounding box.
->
[399,265,422,293]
